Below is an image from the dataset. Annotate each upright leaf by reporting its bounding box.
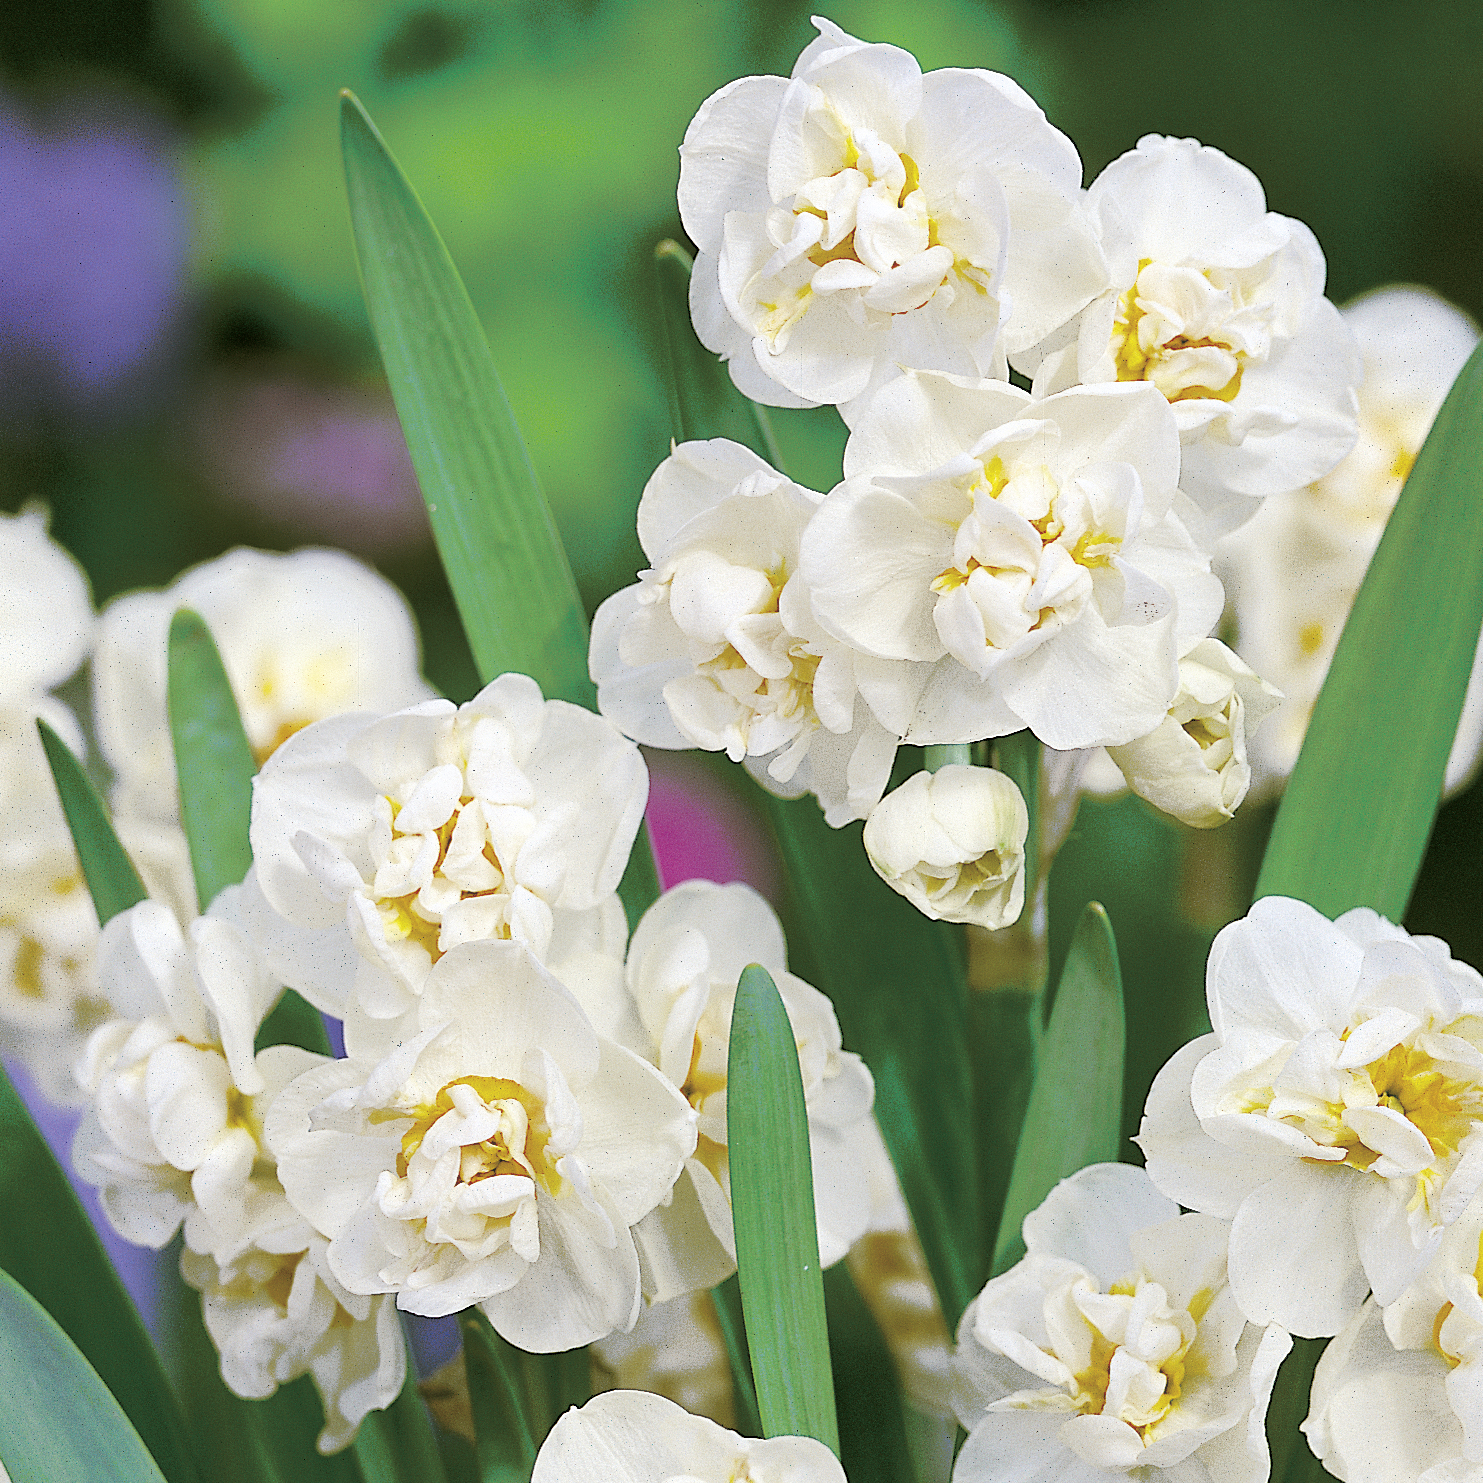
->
[167,609,256,911]
[353,1374,450,1483]
[459,1310,538,1483]
[728,964,839,1454]
[992,903,1125,1274]
[1256,338,1483,919]
[710,1275,762,1439]
[37,719,146,924]
[0,1266,168,1483]
[339,92,590,706]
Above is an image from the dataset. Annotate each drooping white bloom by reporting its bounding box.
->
[589,881,876,1302]
[952,1163,1290,1482]
[1021,135,1361,539]
[182,1237,405,1455]
[1138,897,1483,1338]
[71,886,303,1258]
[862,764,1027,927]
[94,546,435,821]
[1105,639,1281,828]
[535,1391,845,1483]
[678,18,1106,412]
[250,672,646,1038]
[1220,287,1483,797]
[267,940,696,1351]
[590,439,897,825]
[800,372,1225,750]
[1304,1190,1483,1483]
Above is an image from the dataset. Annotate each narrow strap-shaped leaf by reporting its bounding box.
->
[459,1310,538,1482]
[992,903,1125,1274]
[1256,338,1483,918]
[353,1372,450,1483]
[340,91,591,706]
[822,1264,913,1483]
[167,608,256,911]
[0,1069,199,1483]
[0,1265,168,1483]
[728,963,839,1453]
[710,1275,763,1438]
[37,718,146,925]
[653,240,782,466]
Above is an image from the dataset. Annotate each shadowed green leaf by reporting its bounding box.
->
[711,1275,762,1439]
[0,1266,168,1483]
[1256,338,1483,919]
[728,963,838,1453]
[353,1373,450,1483]
[339,91,590,707]
[992,903,1124,1274]
[653,240,782,466]
[167,609,255,911]
[37,719,146,925]
[460,1310,538,1483]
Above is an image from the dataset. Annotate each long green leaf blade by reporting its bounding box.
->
[339,91,590,706]
[353,1373,450,1483]
[728,964,838,1453]
[37,719,146,926]
[167,609,256,911]
[0,1069,198,1483]
[460,1310,538,1483]
[0,1266,168,1483]
[1256,339,1483,918]
[992,903,1125,1274]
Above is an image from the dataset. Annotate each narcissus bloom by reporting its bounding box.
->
[1020,135,1360,539]
[862,763,1027,927]
[952,1163,1290,1482]
[1139,897,1483,1337]
[800,373,1223,750]
[94,546,434,821]
[0,506,94,705]
[250,673,646,1038]
[267,941,696,1351]
[532,1390,846,1483]
[1304,1192,1483,1482]
[1105,639,1280,829]
[679,16,1105,411]
[605,881,877,1300]
[590,439,897,825]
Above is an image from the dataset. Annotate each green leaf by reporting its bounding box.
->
[992,903,1125,1274]
[727,963,839,1453]
[1265,1336,1327,1483]
[37,719,146,926]
[459,1310,538,1483]
[167,609,256,911]
[0,1265,168,1483]
[822,1264,913,1483]
[353,1374,450,1483]
[761,792,978,1330]
[340,91,591,707]
[652,240,782,466]
[710,1276,762,1438]
[1256,338,1483,919]
[0,1067,198,1483]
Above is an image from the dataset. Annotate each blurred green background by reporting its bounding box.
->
[2,0,1481,1131]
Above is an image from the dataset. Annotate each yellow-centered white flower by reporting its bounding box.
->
[1139,897,1483,1338]
[1105,639,1281,829]
[266,940,696,1351]
[1020,135,1361,540]
[679,17,1105,411]
[590,439,898,825]
[862,764,1027,928]
[94,546,434,822]
[952,1163,1290,1482]
[532,1390,846,1483]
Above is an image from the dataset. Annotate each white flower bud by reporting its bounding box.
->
[862,765,1027,929]
[1106,639,1280,828]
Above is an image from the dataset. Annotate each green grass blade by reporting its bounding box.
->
[653,240,782,466]
[339,92,590,706]
[728,964,839,1453]
[459,1310,538,1482]
[1256,339,1483,919]
[0,1266,168,1483]
[167,609,256,911]
[0,1069,199,1483]
[991,903,1125,1274]
[710,1276,763,1438]
[37,719,146,926]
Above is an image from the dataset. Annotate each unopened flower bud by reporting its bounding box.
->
[862,765,1027,929]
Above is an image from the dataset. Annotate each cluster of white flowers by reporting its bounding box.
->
[593,16,1365,927]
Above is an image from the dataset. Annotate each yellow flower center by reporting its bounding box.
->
[1111,259,1247,404]
[394,1075,558,1193]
